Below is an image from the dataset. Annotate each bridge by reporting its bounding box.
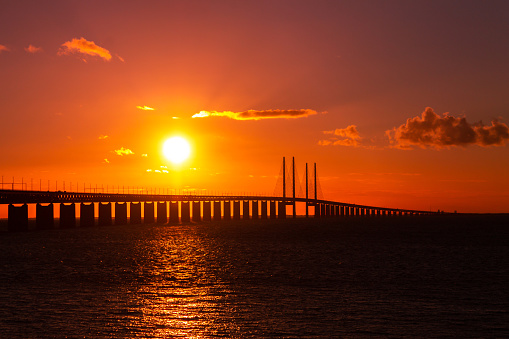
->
[0,157,438,231]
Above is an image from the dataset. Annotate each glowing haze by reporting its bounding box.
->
[1,0,509,214]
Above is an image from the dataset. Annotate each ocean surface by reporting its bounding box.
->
[1,215,508,338]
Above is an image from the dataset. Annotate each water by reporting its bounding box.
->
[1,216,508,337]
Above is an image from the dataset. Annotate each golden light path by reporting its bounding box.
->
[162,137,191,165]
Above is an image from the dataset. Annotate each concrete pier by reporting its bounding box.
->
[170,201,179,223]
[181,201,190,222]
[8,204,28,232]
[98,202,112,226]
[60,203,76,228]
[252,201,259,219]
[192,201,201,222]
[80,203,94,227]
[243,201,249,220]
[223,201,231,220]
[278,201,286,219]
[144,202,154,223]
[157,202,167,224]
[213,201,221,221]
[270,201,276,219]
[36,203,54,230]
[321,204,326,217]
[115,202,128,225]
[233,201,241,220]
[261,201,267,219]
[130,202,142,224]
[203,201,211,221]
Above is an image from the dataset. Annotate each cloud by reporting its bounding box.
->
[191,109,318,120]
[320,125,361,147]
[141,154,148,157]
[136,105,155,111]
[0,44,10,53]
[98,135,109,140]
[114,147,134,156]
[386,107,509,149]
[58,37,112,61]
[25,44,43,53]
[104,158,110,164]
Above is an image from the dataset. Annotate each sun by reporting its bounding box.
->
[163,136,191,164]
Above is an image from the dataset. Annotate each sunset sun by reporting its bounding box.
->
[163,136,191,164]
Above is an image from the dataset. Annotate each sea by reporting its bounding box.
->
[1,215,508,338]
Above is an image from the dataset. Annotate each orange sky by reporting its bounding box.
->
[1,0,509,214]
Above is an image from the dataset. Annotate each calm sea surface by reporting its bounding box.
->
[1,216,508,338]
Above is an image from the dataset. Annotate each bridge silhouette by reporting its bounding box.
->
[0,157,438,231]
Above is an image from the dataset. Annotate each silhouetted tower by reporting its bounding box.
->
[305,162,309,218]
[314,163,317,201]
[283,157,286,199]
[292,156,296,218]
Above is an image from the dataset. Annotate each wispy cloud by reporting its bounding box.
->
[141,154,148,157]
[114,147,134,156]
[320,125,362,147]
[386,107,509,149]
[98,135,109,140]
[58,37,112,61]
[104,158,110,164]
[25,44,43,53]
[0,44,10,53]
[192,109,318,121]
[136,105,155,111]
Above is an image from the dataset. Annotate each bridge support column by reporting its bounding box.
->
[233,201,241,220]
[181,202,190,222]
[340,206,345,216]
[335,205,339,217]
[98,202,112,226]
[80,203,95,227]
[321,204,326,217]
[270,201,276,219]
[60,203,76,228]
[260,201,267,219]
[115,202,128,225]
[252,201,258,219]
[326,204,331,217]
[8,204,29,232]
[361,208,365,217]
[193,201,201,222]
[144,202,154,223]
[243,201,250,220]
[203,201,211,221]
[382,210,387,216]
[36,203,54,230]
[223,201,231,220]
[157,202,167,224]
[130,202,142,224]
[314,204,320,218]
[213,201,221,221]
[278,201,286,219]
[170,201,179,222]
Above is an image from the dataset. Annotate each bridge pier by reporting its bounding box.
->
[193,201,201,222]
[181,201,190,222]
[144,202,154,223]
[270,201,276,219]
[36,203,54,230]
[278,201,286,219]
[157,202,167,224]
[60,203,76,228]
[326,204,331,217]
[223,201,231,220]
[314,203,320,218]
[203,201,211,221]
[8,204,28,232]
[261,201,267,219]
[115,202,128,225]
[130,202,142,224]
[252,201,258,219]
[243,201,250,220]
[170,201,179,222]
[213,201,221,221]
[233,201,241,220]
[321,204,326,218]
[98,202,112,226]
[80,203,94,227]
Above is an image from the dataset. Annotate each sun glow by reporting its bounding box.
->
[163,137,191,164]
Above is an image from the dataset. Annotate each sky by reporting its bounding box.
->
[1,0,509,213]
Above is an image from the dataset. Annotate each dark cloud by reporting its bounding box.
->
[320,125,361,147]
[387,107,509,149]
